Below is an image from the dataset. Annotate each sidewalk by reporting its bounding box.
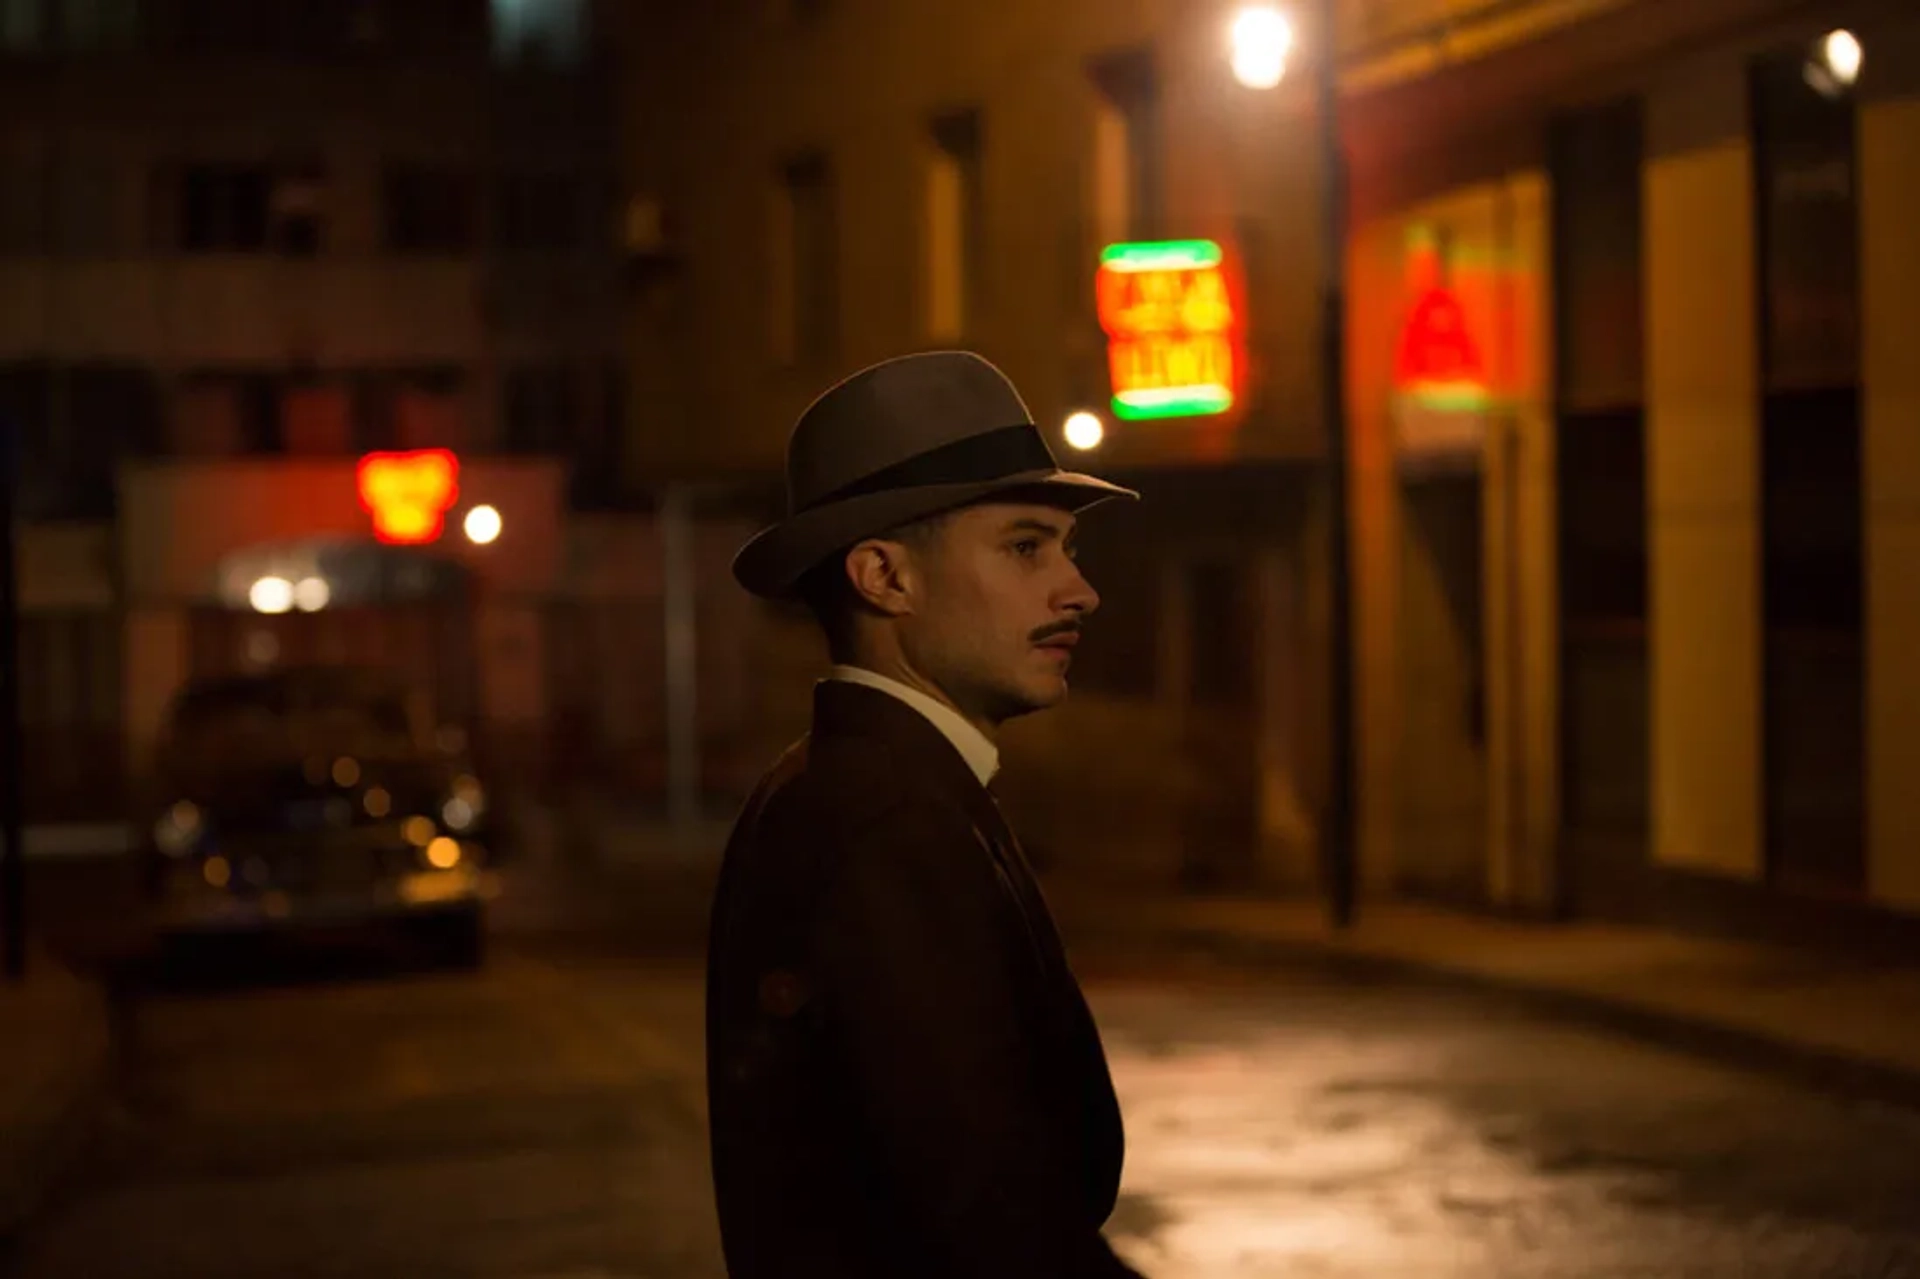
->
[510,800,1920,1105]
[1047,885,1920,1106]
[0,953,113,1242]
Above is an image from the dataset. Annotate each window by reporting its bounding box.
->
[0,362,159,514]
[924,109,985,342]
[501,365,578,454]
[1,0,45,52]
[385,0,489,55]
[174,372,280,453]
[281,381,352,455]
[1090,48,1161,246]
[384,165,476,254]
[490,0,584,65]
[269,162,324,256]
[1551,97,1649,843]
[1751,41,1864,894]
[63,363,161,509]
[1553,99,1643,414]
[1753,45,1860,390]
[771,152,837,365]
[182,165,267,251]
[394,369,466,450]
[164,163,324,254]
[55,0,140,50]
[494,171,580,252]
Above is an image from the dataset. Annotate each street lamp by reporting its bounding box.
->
[1232,0,1357,929]
[1063,410,1106,452]
[1805,28,1863,97]
[464,504,503,546]
[1229,5,1294,90]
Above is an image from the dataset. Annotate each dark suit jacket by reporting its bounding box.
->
[705,679,1145,1279]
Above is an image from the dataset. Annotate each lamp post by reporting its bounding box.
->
[1231,0,1356,929]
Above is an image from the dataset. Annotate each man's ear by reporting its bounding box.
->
[845,538,917,618]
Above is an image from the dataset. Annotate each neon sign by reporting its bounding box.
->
[1096,239,1238,421]
[1394,229,1491,413]
[356,449,459,545]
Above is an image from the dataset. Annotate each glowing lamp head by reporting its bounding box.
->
[464,504,503,545]
[1064,411,1106,451]
[1822,29,1862,85]
[1230,5,1293,90]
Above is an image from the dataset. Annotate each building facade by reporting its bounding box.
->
[620,0,1920,937]
[0,0,730,825]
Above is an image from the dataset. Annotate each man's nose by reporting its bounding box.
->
[1057,563,1100,618]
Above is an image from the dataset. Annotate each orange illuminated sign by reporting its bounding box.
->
[356,449,459,545]
[1096,239,1239,420]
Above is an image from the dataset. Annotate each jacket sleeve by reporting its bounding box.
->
[810,797,1148,1279]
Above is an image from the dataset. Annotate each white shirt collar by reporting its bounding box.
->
[827,665,1000,786]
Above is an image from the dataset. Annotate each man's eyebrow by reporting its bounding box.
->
[1001,517,1072,539]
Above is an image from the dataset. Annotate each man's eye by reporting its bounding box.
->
[1013,539,1040,556]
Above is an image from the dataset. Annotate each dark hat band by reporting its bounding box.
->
[799,422,1057,514]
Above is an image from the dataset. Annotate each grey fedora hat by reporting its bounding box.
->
[733,351,1138,599]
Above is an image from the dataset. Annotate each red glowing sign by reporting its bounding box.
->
[1393,233,1490,414]
[1096,240,1240,420]
[356,449,459,545]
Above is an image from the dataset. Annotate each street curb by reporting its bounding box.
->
[1154,924,1920,1113]
[0,975,116,1253]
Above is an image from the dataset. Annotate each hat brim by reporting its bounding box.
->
[732,468,1139,600]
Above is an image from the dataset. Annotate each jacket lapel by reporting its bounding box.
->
[813,681,1066,980]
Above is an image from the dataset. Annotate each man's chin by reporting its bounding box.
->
[1012,677,1071,716]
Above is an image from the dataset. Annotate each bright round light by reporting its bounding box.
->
[1064,411,1106,452]
[248,576,294,614]
[292,576,331,612]
[425,836,462,870]
[442,797,475,831]
[1823,29,1862,85]
[464,504,503,545]
[1230,5,1293,90]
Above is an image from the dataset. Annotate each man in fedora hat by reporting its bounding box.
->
[705,351,1149,1278]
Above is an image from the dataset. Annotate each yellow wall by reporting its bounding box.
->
[1862,91,1920,911]
[1644,57,1762,880]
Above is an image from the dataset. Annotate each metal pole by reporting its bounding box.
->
[1,417,24,978]
[1317,0,1357,930]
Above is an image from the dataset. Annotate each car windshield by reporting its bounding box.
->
[168,671,418,761]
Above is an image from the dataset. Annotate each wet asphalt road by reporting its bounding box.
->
[6,937,1920,1279]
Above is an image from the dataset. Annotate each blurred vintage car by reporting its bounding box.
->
[139,665,497,964]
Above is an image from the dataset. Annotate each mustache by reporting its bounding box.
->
[1030,620,1083,644]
